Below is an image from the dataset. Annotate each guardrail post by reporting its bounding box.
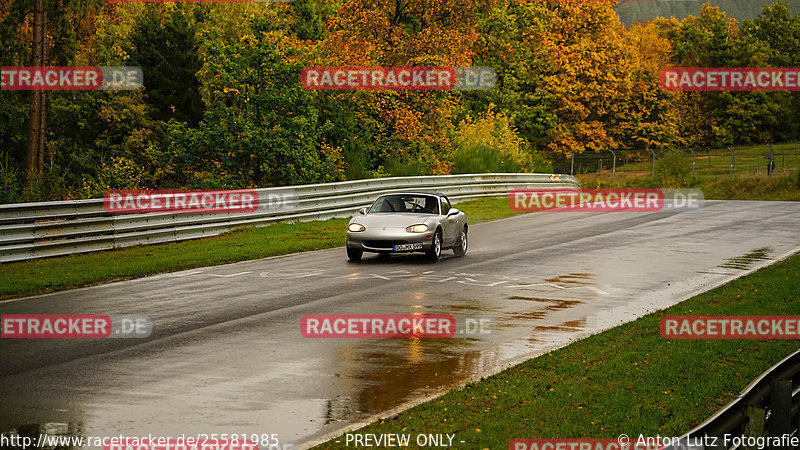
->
[766,378,792,450]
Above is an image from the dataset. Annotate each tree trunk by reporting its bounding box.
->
[25,0,47,186]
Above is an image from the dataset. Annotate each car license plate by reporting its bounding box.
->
[393,243,423,252]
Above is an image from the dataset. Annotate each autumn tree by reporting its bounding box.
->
[318,0,483,175]
[0,0,103,187]
[662,3,798,146]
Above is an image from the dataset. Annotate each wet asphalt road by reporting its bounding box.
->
[1,200,799,447]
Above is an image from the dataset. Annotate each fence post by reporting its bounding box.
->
[649,147,655,177]
[767,144,776,177]
[570,154,574,175]
[729,147,734,181]
[689,148,696,180]
[610,149,617,182]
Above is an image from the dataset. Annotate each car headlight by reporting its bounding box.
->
[348,223,366,232]
[405,224,428,233]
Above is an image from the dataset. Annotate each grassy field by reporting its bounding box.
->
[0,197,522,299]
[313,251,800,449]
[578,143,800,201]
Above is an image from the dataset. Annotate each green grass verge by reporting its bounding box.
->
[0,197,522,299]
[313,252,800,449]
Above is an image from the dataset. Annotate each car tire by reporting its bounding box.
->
[347,247,363,261]
[453,227,468,257]
[426,230,442,261]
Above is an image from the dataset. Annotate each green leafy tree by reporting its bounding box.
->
[124,5,205,125]
[662,4,797,146]
[171,18,345,187]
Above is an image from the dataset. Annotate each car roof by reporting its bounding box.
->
[377,192,445,198]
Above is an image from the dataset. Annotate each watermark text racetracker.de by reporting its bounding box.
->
[301,66,496,91]
[103,189,298,214]
[1,67,143,90]
[1,314,152,339]
[661,315,800,339]
[660,67,800,91]
[301,314,494,338]
[509,189,703,212]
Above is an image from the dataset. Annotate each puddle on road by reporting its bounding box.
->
[508,296,583,311]
[322,292,589,427]
[508,296,559,302]
[325,341,493,424]
[528,318,588,343]
[445,303,491,312]
[508,311,548,320]
[544,273,594,284]
[534,318,587,333]
[501,297,584,330]
[1,423,82,450]
[717,247,773,270]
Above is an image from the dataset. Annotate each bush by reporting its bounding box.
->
[80,157,145,199]
[453,144,521,173]
[451,107,550,174]
[655,148,691,187]
[0,159,21,204]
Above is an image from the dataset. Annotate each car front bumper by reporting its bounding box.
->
[347,228,434,253]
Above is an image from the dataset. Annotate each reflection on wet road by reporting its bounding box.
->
[1,200,799,447]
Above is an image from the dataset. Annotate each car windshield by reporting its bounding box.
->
[369,195,440,215]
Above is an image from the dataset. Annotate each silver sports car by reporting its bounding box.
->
[346,192,468,261]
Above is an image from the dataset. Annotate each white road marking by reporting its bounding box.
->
[171,270,205,277]
[582,286,610,296]
[506,283,610,296]
[206,271,252,278]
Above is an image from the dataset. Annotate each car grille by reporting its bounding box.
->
[363,240,410,249]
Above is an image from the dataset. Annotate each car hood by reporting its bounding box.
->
[351,213,434,228]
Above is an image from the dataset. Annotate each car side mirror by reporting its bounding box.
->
[359,207,367,215]
[447,208,460,217]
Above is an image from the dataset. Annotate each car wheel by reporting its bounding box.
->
[426,230,442,261]
[453,227,468,257]
[347,247,363,261]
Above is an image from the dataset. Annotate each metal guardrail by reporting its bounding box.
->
[666,349,800,450]
[0,173,579,263]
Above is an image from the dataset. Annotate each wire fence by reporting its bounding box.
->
[559,143,800,181]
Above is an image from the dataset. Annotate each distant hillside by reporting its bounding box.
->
[615,0,800,25]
